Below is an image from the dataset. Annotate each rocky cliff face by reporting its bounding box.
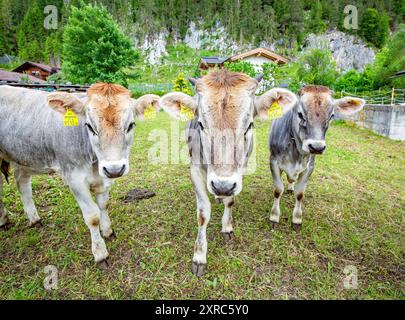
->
[134,25,376,73]
[303,30,375,72]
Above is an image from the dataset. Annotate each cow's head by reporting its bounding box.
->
[159,69,296,197]
[47,83,159,179]
[295,85,365,155]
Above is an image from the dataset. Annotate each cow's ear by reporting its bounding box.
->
[47,92,85,115]
[132,94,160,120]
[159,92,197,120]
[334,97,366,115]
[255,88,297,119]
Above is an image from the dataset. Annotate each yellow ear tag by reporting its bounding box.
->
[144,104,156,120]
[63,109,79,127]
[268,101,283,120]
[180,104,194,121]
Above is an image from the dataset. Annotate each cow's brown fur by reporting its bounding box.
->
[87,83,131,136]
[299,85,333,123]
[199,70,256,130]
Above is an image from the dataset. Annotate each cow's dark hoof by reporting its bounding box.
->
[192,261,206,277]
[97,259,109,270]
[31,220,43,228]
[0,221,12,231]
[222,231,234,242]
[270,221,278,230]
[292,223,302,232]
[105,231,116,241]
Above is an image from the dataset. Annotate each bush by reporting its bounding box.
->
[334,68,374,92]
[296,49,338,87]
[224,61,256,77]
[173,73,192,95]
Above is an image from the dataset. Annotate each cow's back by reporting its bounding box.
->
[0,86,94,172]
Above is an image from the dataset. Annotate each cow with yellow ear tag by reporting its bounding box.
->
[0,83,159,266]
[159,69,297,276]
[269,85,365,231]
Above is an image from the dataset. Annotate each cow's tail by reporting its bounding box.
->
[0,159,10,184]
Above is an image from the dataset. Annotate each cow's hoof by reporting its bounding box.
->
[30,220,43,228]
[222,231,234,242]
[0,221,12,231]
[192,261,206,277]
[270,221,278,230]
[97,259,109,270]
[292,223,302,232]
[105,231,116,241]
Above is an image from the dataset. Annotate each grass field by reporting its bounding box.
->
[0,112,404,299]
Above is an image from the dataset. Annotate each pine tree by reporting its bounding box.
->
[62,3,138,85]
[360,8,390,48]
[17,1,47,61]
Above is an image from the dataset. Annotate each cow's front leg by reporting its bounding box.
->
[14,167,42,227]
[68,175,109,266]
[292,163,314,231]
[191,166,211,277]
[270,159,284,229]
[0,173,11,230]
[221,196,234,242]
[94,180,114,240]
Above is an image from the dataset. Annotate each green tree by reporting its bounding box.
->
[373,24,405,88]
[62,3,138,85]
[17,1,47,61]
[307,0,327,34]
[296,49,338,87]
[360,8,390,48]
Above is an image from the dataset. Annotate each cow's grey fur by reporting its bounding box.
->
[268,87,365,229]
[0,85,156,265]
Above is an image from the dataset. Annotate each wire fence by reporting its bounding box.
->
[338,88,405,105]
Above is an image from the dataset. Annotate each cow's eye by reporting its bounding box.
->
[85,123,97,136]
[245,122,254,135]
[298,112,306,126]
[198,121,204,131]
[127,122,135,133]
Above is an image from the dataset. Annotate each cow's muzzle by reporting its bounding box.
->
[103,164,126,179]
[308,143,326,154]
[211,180,237,197]
[303,139,326,155]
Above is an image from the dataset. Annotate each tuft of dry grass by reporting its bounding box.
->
[0,114,404,299]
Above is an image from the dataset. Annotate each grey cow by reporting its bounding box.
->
[0,84,158,265]
[269,85,365,230]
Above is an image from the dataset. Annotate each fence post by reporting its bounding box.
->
[391,88,395,105]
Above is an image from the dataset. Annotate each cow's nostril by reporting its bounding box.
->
[118,164,126,176]
[103,167,111,177]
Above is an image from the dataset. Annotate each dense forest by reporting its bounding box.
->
[1,0,404,63]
